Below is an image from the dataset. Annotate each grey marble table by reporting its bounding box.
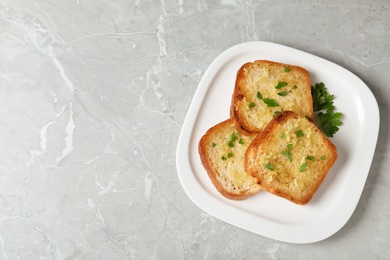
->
[0,0,389,259]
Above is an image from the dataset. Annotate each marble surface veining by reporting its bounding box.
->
[0,0,389,259]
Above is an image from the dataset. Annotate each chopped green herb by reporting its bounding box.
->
[263,98,279,107]
[307,155,315,162]
[281,151,293,162]
[281,144,293,162]
[300,162,308,172]
[257,91,263,99]
[248,102,256,108]
[230,132,238,142]
[320,155,326,160]
[296,130,304,137]
[227,152,234,158]
[228,132,238,147]
[275,81,288,89]
[221,156,227,161]
[239,138,244,145]
[273,111,281,117]
[281,133,286,139]
[212,142,216,147]
[277,91,288,96]
[292,85,297,89]
[284,67,291,72]
[265,163,275,171]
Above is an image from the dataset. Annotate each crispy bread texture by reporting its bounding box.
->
[245,111,337,205]
[198,119,261,200]
[231,60,313,135]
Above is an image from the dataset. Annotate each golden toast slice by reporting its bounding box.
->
[231,60,313,135]
[245,111,337,205]
[198,119,261,200]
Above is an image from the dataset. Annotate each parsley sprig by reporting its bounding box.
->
[312,82,335,112]
[317,110,343,138]
[311,82,343,138]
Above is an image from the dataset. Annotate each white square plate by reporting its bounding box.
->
[176,42,379,243]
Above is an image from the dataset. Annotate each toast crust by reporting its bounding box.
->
[198,119,261,200]
[231,60,313,135]
[245,111,337,205]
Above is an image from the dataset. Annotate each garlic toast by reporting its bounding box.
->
[231,60,313,135]
[245,111,337,205]
[199,119,261,200]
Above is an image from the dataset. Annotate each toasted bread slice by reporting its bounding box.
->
[231,60,313,135]
[245,111,337,205]
[199,119,261,200]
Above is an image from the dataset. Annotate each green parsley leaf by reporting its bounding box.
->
[320,155,326,160]
[275,81,288,89]
[273,111,281,117]
[296,130,304,137]
[248,102,256,108]
[277,91,288,96]
[228,132,238,147]
[227,152,234,158]
[281,150,293,162]
[221,156,227,161]
[281,133,286,139]
[317,110,343,138]
[311,82,335,112]
[300,162,308,172]
[281,144,293,162]
[257,91,263,99]
[292,85,297,89]
[307,155,315,161]
[239,138,244,145]
[230,132,237,142]
[212,142,216,147]
[284,67,291,72]
[265,163,275,171]
[263,98,279,107]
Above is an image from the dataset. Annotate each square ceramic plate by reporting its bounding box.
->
[176,41,379,243]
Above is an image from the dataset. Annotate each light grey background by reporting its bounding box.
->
[0,0,389,259]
